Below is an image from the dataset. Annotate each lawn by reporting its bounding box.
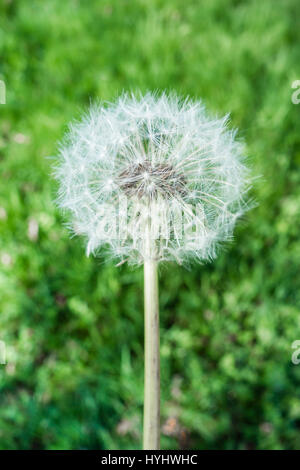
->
[0,0,300,449]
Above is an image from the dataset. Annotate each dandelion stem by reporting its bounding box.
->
[143,256,160,449]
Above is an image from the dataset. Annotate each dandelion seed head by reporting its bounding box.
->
[54,92,251,265]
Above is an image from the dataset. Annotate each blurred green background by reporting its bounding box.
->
[0,0,300,450]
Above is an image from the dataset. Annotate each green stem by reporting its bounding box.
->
[143,257,160,450]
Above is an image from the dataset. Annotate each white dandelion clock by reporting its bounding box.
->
[54,92,251,449]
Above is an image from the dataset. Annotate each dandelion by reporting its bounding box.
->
[54,92,251,449]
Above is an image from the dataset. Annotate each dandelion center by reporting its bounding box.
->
[118,160,187,199]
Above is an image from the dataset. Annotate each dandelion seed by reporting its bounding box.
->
[54,92,250,266]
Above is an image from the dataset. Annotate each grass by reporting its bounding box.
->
[0,0,300,449]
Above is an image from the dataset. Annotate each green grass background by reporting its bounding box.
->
[1,0,300,450]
